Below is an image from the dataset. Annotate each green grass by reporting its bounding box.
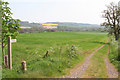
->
[109,36,119,70]
[82,44,108,78]
[2,32,107,78]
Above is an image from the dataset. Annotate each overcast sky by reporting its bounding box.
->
[4,0,120,24]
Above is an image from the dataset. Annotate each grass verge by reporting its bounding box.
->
[109,36,119,70]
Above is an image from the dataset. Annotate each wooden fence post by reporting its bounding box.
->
[43,51,49,58]
[21,61,27,72]
[46,51,49,57]
[8,36,12,70]
[71,45,74,50]
[5,55,8,68]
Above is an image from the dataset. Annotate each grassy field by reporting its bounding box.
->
[2,32,107,78]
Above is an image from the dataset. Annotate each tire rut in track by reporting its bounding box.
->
[62,40,109,78]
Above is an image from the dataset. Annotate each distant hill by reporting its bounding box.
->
[20,21,42,27]
[19,21,105,33]
[46,22,100,28]
[20,21,101,28]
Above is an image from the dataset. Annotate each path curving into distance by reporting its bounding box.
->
[62,40,109,78]
[104,46,118,78]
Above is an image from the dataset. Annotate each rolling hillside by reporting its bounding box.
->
[19,21,105,33]
[20,21,101,28]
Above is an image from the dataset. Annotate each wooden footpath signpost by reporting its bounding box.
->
[7,36,27,71]
[8,36,12,69]
[8,36,16,70]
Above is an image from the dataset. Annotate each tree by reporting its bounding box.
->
[1,1,21,65]
[0,1,2,37]
[101,2,120,41]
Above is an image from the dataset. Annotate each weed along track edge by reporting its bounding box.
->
[62,40,109,78]
[104,46,118,78]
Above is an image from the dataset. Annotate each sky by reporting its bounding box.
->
[4,0,120,24]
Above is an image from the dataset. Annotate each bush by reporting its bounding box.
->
[109,36,119,71]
